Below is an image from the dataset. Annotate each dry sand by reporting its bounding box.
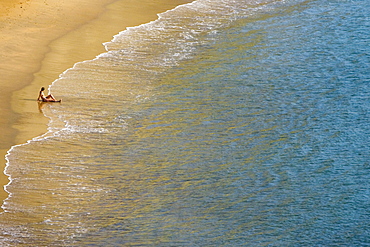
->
[0,0,192,203]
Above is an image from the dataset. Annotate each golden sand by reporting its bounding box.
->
[0,0,192,203]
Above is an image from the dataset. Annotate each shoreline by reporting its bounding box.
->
[0,0,117,204]
[1,0,192,204]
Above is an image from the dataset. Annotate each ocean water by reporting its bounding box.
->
[1,0,369,245]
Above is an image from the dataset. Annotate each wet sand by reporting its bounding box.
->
[0,0,192,204]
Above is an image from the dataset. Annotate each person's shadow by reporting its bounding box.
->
[37,100,62,112]
[37,101,47,112]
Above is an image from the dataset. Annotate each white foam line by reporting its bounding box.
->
[104,0,199,48]
[50,0,198,91]
[1,115,69,214]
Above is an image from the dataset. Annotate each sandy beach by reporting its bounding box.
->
[0,0,192,203]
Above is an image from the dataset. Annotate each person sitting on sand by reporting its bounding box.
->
[37,87,61,102]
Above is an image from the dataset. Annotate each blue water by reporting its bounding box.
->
[1,0,369,245]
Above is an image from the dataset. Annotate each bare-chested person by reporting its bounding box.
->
[37,87,61,102]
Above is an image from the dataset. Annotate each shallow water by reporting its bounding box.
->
[1,0,369,245]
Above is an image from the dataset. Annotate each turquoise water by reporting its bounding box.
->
[1,0,369,245]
